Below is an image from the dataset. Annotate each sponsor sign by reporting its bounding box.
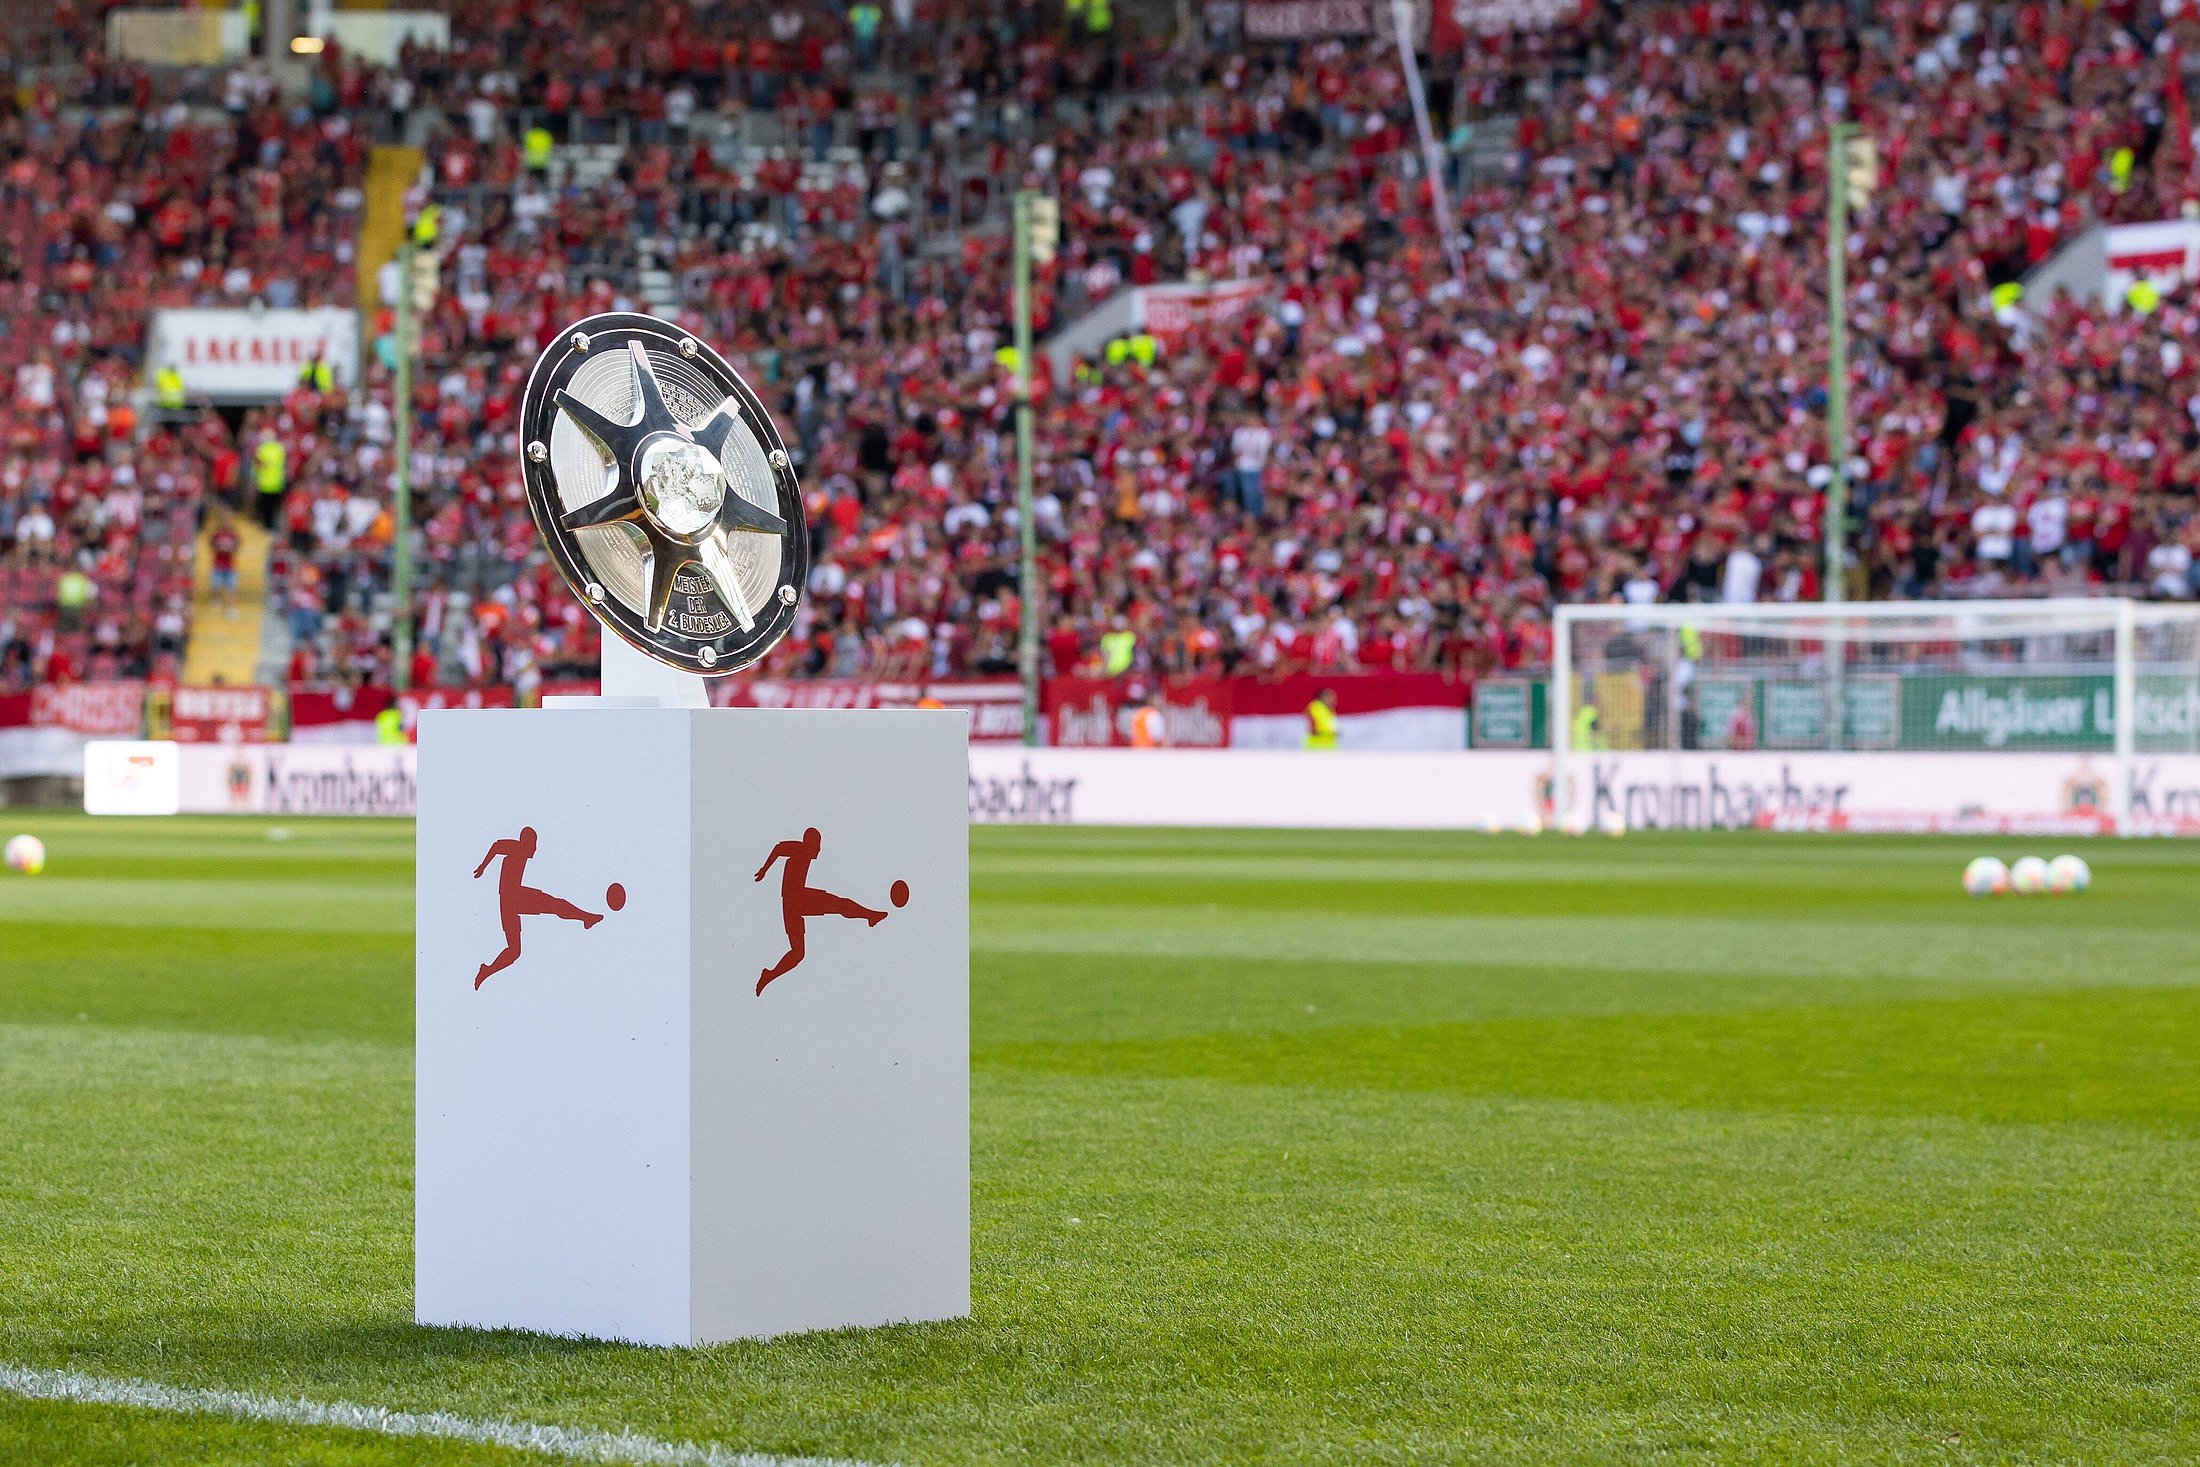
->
[176,744,418,816]
[1469,678,1544,749]
[83,741,183,816]
[145,307,358,402]
[969,746,2200,833]
[32,682,145,736]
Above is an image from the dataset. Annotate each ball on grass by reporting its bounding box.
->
[2046,854,2091,894]
[1961,856,2008,896]
[2009,855,2049,896]
[5,834,46,876]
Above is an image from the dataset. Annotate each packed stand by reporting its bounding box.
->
[0,62,367,690]
[10,0,2200,696]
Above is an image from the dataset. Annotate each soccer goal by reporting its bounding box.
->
[1550,599,2200,836]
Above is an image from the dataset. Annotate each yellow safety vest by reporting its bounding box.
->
[412,204,441,246]
[523,127,553,170]
[155,366,185,409]
[1100,629,1135,676]
[254,439,286,495]
[1303,699,1337,750]
[1572,704,1600,751]
[1085,0,1111,31]
[299,360,333,392]
[2127,278,2162,315]
[376,707,407,745]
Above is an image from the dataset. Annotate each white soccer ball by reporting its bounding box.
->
[1961,856,2009,896]
[4,834,45,876]
[1597,808,1626,837]
[2009,855,2050,896]
[2047,853,2091,894]
[1521,813,1544,836]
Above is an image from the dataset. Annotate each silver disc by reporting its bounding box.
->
[518,312,806,676]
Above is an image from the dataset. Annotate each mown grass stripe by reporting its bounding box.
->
[0,1365,890,1467]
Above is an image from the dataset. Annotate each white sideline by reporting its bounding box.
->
[0,1364,892,1467]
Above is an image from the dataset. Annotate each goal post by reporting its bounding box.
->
[1549,598,2200,836]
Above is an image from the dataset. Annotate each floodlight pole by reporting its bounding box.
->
[392,238,415,694]
[1390,0,1465,283]
[1824,121,1852,750]
[1012,189,1040,747]
[1825,120,1851,606]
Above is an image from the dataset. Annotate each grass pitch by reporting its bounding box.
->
[0,815,2195,1464]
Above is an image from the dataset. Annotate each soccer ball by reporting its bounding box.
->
[2046,853,2091,894]
[2009,855,2049,896]
[1961,856,2009,896]
[4,834,45,876]
[1597,808,1626,837]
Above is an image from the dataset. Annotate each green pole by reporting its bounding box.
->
[392,238,415,693]
[1824,122,1851,752]
[1013,190,1039,748]
[1825,122,1849,607]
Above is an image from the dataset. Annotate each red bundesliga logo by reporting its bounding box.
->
[471,825,625,989]
[468,824,904,994]
[754,826,908,995]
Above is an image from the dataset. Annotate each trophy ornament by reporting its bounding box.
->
[519,313,807,676]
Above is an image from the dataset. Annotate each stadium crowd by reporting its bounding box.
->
[4,0,2200,694]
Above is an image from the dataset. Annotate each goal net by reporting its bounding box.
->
[1550,599,2200,836]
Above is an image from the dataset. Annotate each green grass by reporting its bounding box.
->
[0,815,2195,1463]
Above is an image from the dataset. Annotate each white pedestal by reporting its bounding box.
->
[414,705,970,1346]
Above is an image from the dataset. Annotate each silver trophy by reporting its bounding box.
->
[519,313,806,675]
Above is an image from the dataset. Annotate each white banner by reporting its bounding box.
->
[145,308,358,402]
[71,741,2200,835]
[171,743,417,816]
[83,741,183,815]
[970,747,2200,833]
[2103,219,2200,311]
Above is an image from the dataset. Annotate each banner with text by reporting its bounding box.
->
[145,307,359,402]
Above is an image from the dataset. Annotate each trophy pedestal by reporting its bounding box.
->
[414,702,970,1346]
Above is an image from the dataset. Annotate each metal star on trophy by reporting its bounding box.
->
[519,313,807,675]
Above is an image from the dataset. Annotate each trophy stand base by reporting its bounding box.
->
[414,702,970,1346]
[543,634,708,709]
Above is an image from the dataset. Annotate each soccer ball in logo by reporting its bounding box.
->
[2046,853,2091,894]
[2009,855,2049,896]
[1961,856,2008,896]
[4,834,46,876]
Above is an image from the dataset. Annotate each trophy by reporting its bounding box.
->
[518,312,807,676]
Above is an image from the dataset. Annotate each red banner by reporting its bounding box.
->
[31,682,145,736]
[1045,673,1464,747]
[717,678,1026,742]
[169,685,276,743]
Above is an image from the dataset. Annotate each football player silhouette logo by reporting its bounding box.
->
[472,826,619,988]
[754,826,907,994]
